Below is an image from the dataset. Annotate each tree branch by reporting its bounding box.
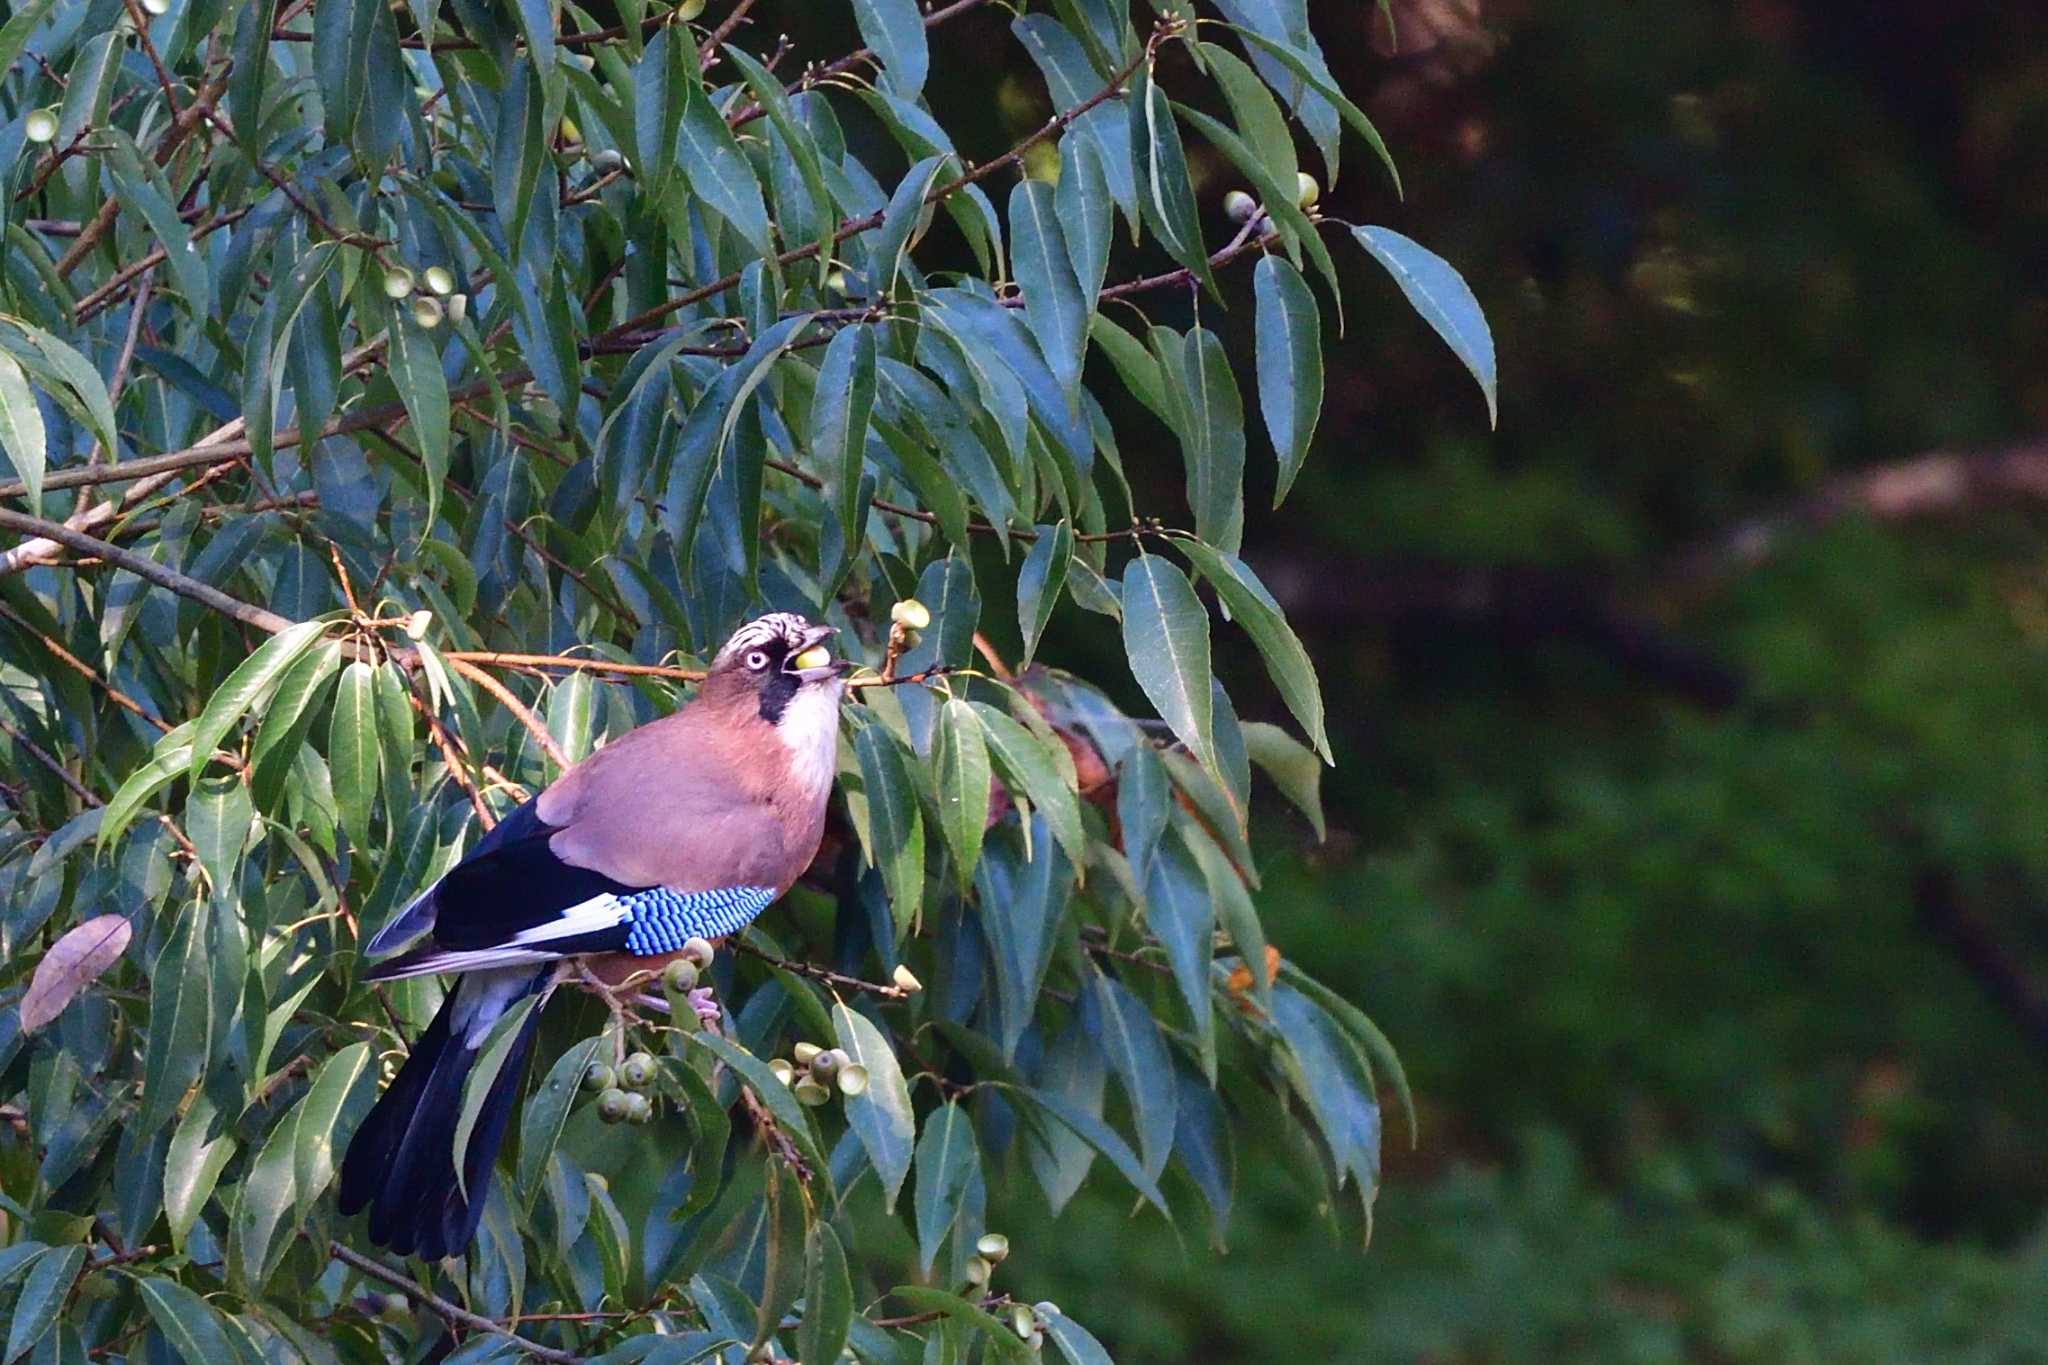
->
[327,1242,583,1365]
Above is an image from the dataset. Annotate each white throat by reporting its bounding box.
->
[776,680,844,803]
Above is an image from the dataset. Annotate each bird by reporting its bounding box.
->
[337,612,850,1259]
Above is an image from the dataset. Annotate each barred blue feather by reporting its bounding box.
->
[619,885,778,954]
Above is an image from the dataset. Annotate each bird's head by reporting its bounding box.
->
[708,612,850,728]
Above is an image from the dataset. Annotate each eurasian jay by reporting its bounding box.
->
[337,612,850,1259]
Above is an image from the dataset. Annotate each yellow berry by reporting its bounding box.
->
[381,268,415,299]
[1294,172,1321,209]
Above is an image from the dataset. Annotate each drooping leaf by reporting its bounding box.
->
[834,1003,916,1210]
[0,347,46,515]
[328,659,381,851]
[1016,521,1073,669]
[1010,180,1088,402]
[1086,972,1177,1180]
[854,722,925,939]
[186,620,330,788]
[138,909,211,1138]
[1351,225,1498,427]
[4,1246,85,1363]
[1242,720,1327,840]
[1128,64,1216,296]
[136,1277,237,1365]
[1172,539,1331,763]
[933,698,991,891]
[798,1222,854,1365]
[852,0,929,99]
[912,1100,981,1274]
[1253,254,1325,505]
[1120,555,1216,779]
[518,1035,605,1209]
[813,323,879,556]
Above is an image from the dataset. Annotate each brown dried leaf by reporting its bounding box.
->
[20,913,132,1031]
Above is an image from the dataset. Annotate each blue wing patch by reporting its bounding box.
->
[619,885,778,955]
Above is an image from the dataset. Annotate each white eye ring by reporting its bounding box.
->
[744,649,771,671]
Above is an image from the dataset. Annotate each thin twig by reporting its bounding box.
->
[327,1242,582,1365]
[446,657,573,773]
[733,940,910,1000]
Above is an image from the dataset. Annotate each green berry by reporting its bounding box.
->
[619,1052,656,1090]
[892,964,924,994]
[835,1063,870,1097]
[24,108,58,144]
[808,1048,843,1082]
[410,295,444,329]
[964,1255,991,1286]
[590,148,627,174]
[596,1087,631,1123]
[446,294,468,324]
[1294,171,1320,210]
[663,958,699,992]
[381,267,415,299]
[793,1041,823,1066]
[1010,1305,1035,1339]
[890,598,931,631]
[624,1091,655,1125]
[676,0,706,18]
[583,1061,616,1092]
[792,1076,832,1106]
[423,265,455,295]
[975,1232,1009,1262]
[681,936,715,968]
[769,1058,796,1085]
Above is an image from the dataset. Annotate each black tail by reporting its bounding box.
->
[338,966,553,1259]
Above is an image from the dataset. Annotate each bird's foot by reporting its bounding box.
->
[687,986,723,1031]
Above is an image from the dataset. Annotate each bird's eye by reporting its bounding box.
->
[745,650,770,671]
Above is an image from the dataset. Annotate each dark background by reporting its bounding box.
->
[935,0,2048,1357]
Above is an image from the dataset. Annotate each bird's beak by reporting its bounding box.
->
[787,624,850,681]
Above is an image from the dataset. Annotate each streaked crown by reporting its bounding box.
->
[712,612,822,668]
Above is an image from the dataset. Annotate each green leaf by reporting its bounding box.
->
[973,819,1074,1059]
[4,1246,84,1362]
[1161,327,1245,555]
[1087,972,1176,1180]
[517,1035,605,1209]
[328,660,381,851]
[677,74,773,256]
[852,0,929,99]
[1172,539,1331,763]
[250,641,344,810]
[1009,180,1088,401]
[1120,555,1217,780]
[546,669,596,764]
[812,324,878,555]
[1090,315,1173,430]
[633,26,690,199]
[1229,24,1401,195]
[99,724,196,852]
[971,701,1085,873]
[1012,15,1137,224]
[1127,63,1215,297]
[1019,1086,1169,1216]
[1253,255,1325,505]
[853,722,924,939]
[1351,225,1498,427]
[1041,1307,1117,1365]
[186,621,330,788]
[186,776,254,896]
[691,1031,834,1201]
[912,1101,982,1275]
[291,1042,376,1219]
[0,317,119,461]
[933,697,991,891]
[0,0,61,79]
[1242,720,1326,840]
[389,304,452,530]
[106,137,209,314]
[1278,962,1416,1150]
[1117,742,1171,880]
[1016,521,1072,669]
[452,994,541,1201]
[0,348,46,515]
[869,154,950,304]
[1025,1020,1104,1213]
[1138,828,1216,1072]
[165,1097,237,1253]
[1269,985,1381,1196]
[798,1222,854,1365]
[139,909,211,1137]
[136,1275,236,1365]
[833,1002,915,1211]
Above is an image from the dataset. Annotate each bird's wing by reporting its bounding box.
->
[361,735,796,981]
